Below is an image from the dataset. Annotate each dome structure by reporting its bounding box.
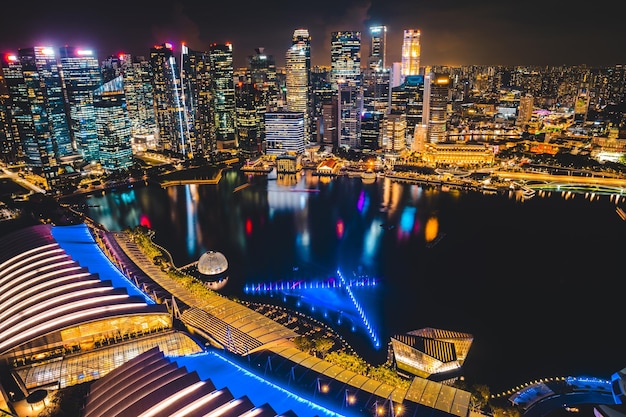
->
[197,251,228,276]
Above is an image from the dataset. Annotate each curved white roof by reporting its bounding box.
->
[0,225,168,357]
[197,251,228,276]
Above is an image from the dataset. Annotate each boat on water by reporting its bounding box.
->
[361,169,376,183]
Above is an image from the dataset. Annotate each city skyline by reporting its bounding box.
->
[2,0,626,69]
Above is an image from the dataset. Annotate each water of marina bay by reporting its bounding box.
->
[72,169,625,394]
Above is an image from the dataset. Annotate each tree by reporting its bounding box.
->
[293,335,314,353]
[314,337,334,358]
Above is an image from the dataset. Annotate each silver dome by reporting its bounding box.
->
[197,251,228,276]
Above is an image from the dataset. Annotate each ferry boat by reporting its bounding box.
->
[360,169,376,183]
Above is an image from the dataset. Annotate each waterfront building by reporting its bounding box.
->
[264,112,305,155]
[209,43,237,150]
[421,141,495,166]
[390,328,474,379]
[0,224,202,391]
[181,44,214,157]
[93,76,133,171]
[59,46,102,164]
[149,43,189,156]
[401,29,421,82]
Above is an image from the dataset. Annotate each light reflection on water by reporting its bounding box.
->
[79,170,626,393]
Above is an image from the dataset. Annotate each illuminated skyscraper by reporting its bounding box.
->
[182,44,214,156]
[235,81,262,157]
[12,47,73,189]
[0,59,21,164]
[150,43,189,156]
[59,46,102,164]
[93,76,133,171]
[401,29,421,81]
[286,29,311,141]
[368,25,387,71]
[209,43,236,149]
[424,72,450,143]
[264,112,305,155]
[331,31,362,148]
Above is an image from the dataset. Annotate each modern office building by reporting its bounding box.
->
[401,29,421,82]
[264,112,305,155]
[149,43,189,156]
[424,72,451,143]
[59,46,102,164]
[285,29,312,142]
[181,44,214,156]
[360,111,384,150]
[248,47,279,147]
[382,113,407,152]
[368,25,387,71]
[235,81,263,157]
[209,43,237,150]
[12,47,73,190]
[391,328,474,379]
[93,76,133,172]
[331,31,362,149]
[0,61,20,164]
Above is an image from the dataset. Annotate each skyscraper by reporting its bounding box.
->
[150,43,189,156]
[368,25,387,71]
[424,72,450,143]
[209,43,236,150]
[181,44,214,156]
[0,58,21,164]
[264,112,305,155]
[13,47,73,189]
[401,29,421,82]
[59,46,102,164]
[285,29,311,142]
[331,31,362,148]
[93,76,133,171]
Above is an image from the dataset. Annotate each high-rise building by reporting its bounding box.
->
[424,72,450,143]
[360,111,384,150]
[382,113,406,152]
[59,46,102,164]
[286,29,312,142]
[209,43,236,150]
[150,43,189,156]
[368,25,387,71]
[0,58,21,165]
[13,47,73,189]
[311,67,333,143]
[235,81,262,157]
[401,29,421,82]
[248,47,279,140]
[264,112,305,155]
[182,44,214,156]
[331,31,362,148]
[121,55,157,149]
[93,76,133,171]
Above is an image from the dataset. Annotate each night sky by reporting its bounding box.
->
[1,0,625,68]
